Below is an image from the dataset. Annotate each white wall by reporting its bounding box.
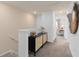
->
[61,2,79,56]
[0,3,36,55]
[65,11,79,57]
[52,12,56,41]
[62,3,79,56]
[68,29,79,57]
[36,11,56,42]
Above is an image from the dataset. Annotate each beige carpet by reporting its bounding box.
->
[29,36,72,57]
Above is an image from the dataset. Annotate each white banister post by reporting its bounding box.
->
[18,30,29,57]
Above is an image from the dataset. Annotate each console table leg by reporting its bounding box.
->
[34,52,36,56]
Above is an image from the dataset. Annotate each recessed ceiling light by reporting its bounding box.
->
[59,11,63,14]
[58,10,66,14]
[33,11,37,15]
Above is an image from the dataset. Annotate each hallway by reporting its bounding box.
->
[29,36,72,57]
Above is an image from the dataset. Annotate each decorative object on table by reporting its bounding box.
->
[67,2,78,34]
[30,32,36,36]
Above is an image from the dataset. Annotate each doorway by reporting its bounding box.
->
[56,19,64,37]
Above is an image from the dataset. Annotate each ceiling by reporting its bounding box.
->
[1,1,74,12]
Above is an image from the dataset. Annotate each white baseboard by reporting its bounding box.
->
[47,38,56,43]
